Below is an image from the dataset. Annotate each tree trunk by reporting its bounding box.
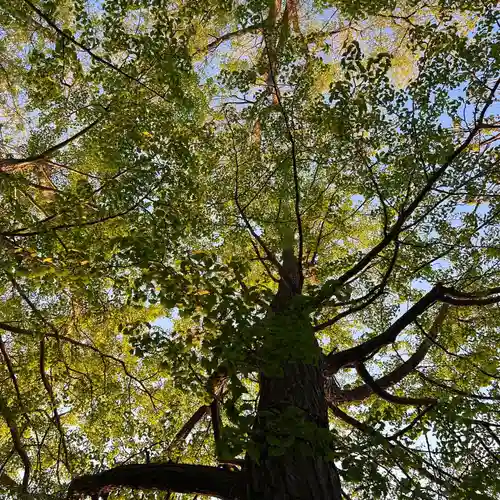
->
[245,248,342,499]
[246,358,342,499]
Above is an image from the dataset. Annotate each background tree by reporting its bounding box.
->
[0,0,499,498]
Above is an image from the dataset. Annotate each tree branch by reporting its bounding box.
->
[0,117,102,174]
[324,284,443,375]
[386,405,434,440]
[39,338,71,472]
[263,33,304,287]
[328,403,454,489]
[355,362,436,406]
[333,75,500,287]
[167,405,210,453]
[22,0,165,100]
[67,463,244,499]
[0,397,30,493]
[334,305,448,402]
[0,322,158,407]
[206,24,263,51]
[417,371,500,400]
[228,114,287,282]
[314,241,399,329]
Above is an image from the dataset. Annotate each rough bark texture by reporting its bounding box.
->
[246,360,342,499]
[245,247,342,499]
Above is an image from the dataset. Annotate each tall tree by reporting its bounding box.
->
[0,0,499,498]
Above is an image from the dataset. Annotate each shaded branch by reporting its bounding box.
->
[355,362,436,406]
[387,405,434,440]
[0,336,24,409]
[67,463,244,499]
[417,372,500,401]
[334,305,448,402]
[263,33,304,287]
[0,397,30,493]
[1,180,160,238]
[323,283,442,375]
[324,281,500,376]
[39,338,70,472]
[328,403,454,489]
[167,405,210,453]
[211,398,222,453]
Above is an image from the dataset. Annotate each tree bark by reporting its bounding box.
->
[246,359,342,499]
[245,248,342,499]
[67,463,243,499]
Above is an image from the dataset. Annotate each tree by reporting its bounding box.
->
[0,0,499,498]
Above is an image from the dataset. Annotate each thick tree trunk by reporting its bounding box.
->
[245,247,342,499]
[246,358,342,499]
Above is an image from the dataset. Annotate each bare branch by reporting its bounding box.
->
[67,462,243,499]
[355,362,436,406]
[335,305,448,402]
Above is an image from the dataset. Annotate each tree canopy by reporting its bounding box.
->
[0,0,499,498]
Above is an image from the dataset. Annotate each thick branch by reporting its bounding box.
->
[0,322,157,406]
[324,285,442,375]
[0,397,30,493]
[335,305,448,402]
[167,405,210,452]
[355,362,436,406]
[0,472,19,489]
[67,463,244,499]
[211,399,222,449]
